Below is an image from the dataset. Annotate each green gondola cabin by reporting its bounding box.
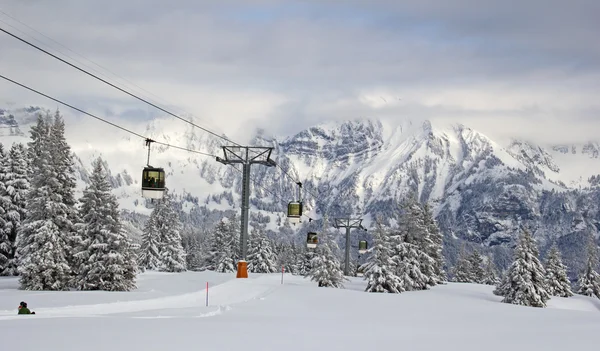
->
[141,167,165,199]
[358,240,368,254]
[287,201,302,224]
[306,232,318,248]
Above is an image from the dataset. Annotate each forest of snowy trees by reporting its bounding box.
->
[0,111,139,291]
[1,110,599,304]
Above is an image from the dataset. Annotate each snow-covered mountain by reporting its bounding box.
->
[2,106,599,276]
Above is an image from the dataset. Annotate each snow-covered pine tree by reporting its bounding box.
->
[138,214,161,270]
[217,215,239,273]
[74,157,137,291]
[395,197,436,288]
[392,231,431,291]
[306,219,347,288]
[468,248,485,283]
[493,270,509,296]
[482,256,499,285]
[501,229,550,307]
[47,111,81,273]
[16,114,72,290]
[247,226,277,273]
[422,202,446,283]
[0,143,9,274]
[295,246,315,276]
[274,241,297,274]
[363,219,403,293]
[153,188,186,272]
[227,213,241,261]
[201,215,238,273]
[0,143,30,276]
[576,236,600,299]
[181,231,204,271]
[544,242,573,297]
[451,245,474,283]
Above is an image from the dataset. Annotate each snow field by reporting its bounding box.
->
[1,271,600,350]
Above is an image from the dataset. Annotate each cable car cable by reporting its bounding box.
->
[0,73,216,158]
[0,24,345,219]
[0,21,323,196]
[0,74,345,224]
[0,11,181,116]
[0,70,317,210]
[274,162,321,203]
[0,25,242,147]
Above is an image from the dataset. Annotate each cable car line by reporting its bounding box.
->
[0,25,242,148]
[0,73,363,253]
[0,70,318,216]
[274,162,321,202]
[0,11,179,116]
[0,24,357,229]
[0,73,216,158]
[0,20,322,202]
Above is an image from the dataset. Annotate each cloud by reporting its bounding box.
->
[0,0,598,146]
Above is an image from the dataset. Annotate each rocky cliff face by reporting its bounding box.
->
[2,106,599,278]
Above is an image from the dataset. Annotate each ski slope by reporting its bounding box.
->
[1,271,600,350]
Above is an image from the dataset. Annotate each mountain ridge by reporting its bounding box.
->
[1,105,599,277]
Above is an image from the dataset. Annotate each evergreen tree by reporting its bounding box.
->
[493,270,509,296]
[482,256,499,285]
[306,219,347,288]
[395,197,436,288]
[138,214,161,270]
[576,236,600,299]
[0,143,9,274]
[182,232,204,271]
[501,229,550,307]
[16,114,72,290]
[468,248,485,283]
[393,231,430,291]
[423,202,446,283]
[274,241,297,274]
[216,216,238,273]
[247,226,277,273]
[47,111,81,272]
[154,189,186,272]
[0,143,29,276]
[74,158,137,291]
[201,215,238,273]
[544,243,573,297]
[295,247,314,276]
[363,220,403,293]
[451,246,474,283]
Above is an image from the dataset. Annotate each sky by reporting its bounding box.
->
[0,0,599,146]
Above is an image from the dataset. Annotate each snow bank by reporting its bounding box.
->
[1,272,599,350]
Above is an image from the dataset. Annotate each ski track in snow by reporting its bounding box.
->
[0,273,281,320]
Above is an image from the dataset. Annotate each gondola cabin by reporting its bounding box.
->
[141,167,165,199]
[358,240,368,254]
[357,265,365,277]
[287,201,302,224]
[306,232,318,248]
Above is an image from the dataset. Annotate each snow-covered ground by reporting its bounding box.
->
[1,272,600,350]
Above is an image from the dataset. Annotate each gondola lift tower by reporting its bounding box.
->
[216,146,276,278]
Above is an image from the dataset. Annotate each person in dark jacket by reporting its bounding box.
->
[18,301,35,314]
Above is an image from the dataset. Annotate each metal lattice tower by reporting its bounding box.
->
[333,217,367,276]
[216,146,276,267]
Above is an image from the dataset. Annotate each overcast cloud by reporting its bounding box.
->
[0,0,599,145]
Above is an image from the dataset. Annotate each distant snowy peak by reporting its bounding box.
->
[280,118,384,163]
[506,139,560,173]
[551,142,600,158]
